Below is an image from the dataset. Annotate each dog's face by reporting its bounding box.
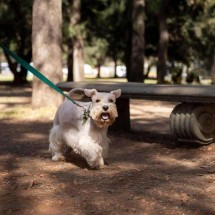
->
[84,89,121,128]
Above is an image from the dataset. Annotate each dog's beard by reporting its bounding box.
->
[90,106,118,128]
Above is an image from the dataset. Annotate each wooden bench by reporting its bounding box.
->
[57,81,215,145]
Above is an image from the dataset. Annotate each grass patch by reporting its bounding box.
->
[1,73,157,84]
[0,74,13,81]
[0,106,56,120]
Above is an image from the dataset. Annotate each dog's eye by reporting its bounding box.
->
[108,99,114,103]
[96,99,100,103]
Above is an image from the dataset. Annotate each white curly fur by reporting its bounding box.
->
[49,88,121,169]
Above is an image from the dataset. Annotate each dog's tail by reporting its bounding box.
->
[68,88,91,102]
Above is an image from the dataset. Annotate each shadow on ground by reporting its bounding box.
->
[1,118,215,214]
[1,85,215,214]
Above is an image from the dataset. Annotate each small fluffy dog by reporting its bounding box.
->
[49,88,121,169]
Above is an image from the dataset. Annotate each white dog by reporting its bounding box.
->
[49,88,121,169]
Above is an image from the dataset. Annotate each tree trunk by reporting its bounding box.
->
[67,38,74,81]
[32,0,63,108]
[4,50,31,84]
[73,37,84,81]
[4,1,32,85]
[211,53,215,84]
[3,51,22,84]
[97,64,101,78]
[19,50,32,83]
[157,0,169,84]
[68,0,84,82]
[114,58,117,78]
[126,0,145,82]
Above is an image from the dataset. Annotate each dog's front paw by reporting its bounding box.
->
[88,156,104,170]
[52,154,65,162]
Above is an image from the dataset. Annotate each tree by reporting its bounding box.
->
[63,0,84,82]
[187,0,215,83]
[71,0,84,81]
[0,0,32,84]
[157,0,169,83]
[145,0,215,83]
[126,0,145,82]
[95,0,127,77]
[211,53,215,84]
[85,38,108,78]
[32,0,63,108]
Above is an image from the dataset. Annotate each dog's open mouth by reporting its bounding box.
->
[101,113,110,121]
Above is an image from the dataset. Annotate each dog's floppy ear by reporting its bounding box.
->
[111,89,121,98]
[84,89,97,98]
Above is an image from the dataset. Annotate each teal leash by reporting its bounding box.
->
[0,44,81,107]
[0,44,91,122]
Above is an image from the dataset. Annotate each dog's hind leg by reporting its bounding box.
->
[49,125,65,161]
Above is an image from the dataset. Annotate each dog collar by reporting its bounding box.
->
[82,104,91,124]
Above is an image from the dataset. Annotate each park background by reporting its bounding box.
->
[1,1,215,214]
[0,0,215,108]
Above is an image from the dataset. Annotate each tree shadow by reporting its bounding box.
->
[1,116,215,214]
[1,85,215,214]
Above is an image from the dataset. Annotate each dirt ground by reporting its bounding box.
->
[1,84,215,215]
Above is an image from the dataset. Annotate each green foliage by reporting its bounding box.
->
[81,0,127,65]
[0,0,32,84]
[84,38,108,67]
[60,0,215,80]
[188,0,215,69]
[1,0,215,82]
[63,0,87,40]
[145,0,215,74]
[171,0,215,67]
[0,0,32,47]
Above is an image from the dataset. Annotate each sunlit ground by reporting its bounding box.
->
[1,75,215,214]
[0,73,211,85]
[0,73,156,84]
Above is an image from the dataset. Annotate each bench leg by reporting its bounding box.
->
[110,98,130,131]
[170,102,215,145]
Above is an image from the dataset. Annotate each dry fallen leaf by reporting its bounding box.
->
[28,180,37,189]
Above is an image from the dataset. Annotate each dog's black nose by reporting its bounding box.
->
[102,105,109,111]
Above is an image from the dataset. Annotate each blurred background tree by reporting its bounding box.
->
[126,0,145,82]
[0,0,32,84]
[82,0,127,78]
[0,0,215,88]
[63,0,84,82]
[32,0,63,108]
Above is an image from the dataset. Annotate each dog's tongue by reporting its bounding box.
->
[101,113,109,120]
